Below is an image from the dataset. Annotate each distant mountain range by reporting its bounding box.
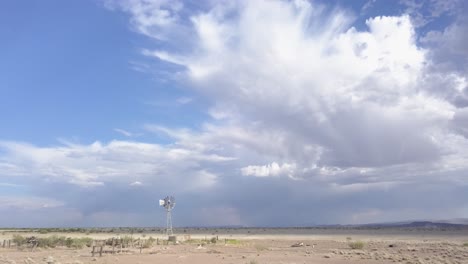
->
[352,218,468,229]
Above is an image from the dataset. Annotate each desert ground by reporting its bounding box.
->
[1,228,468,264]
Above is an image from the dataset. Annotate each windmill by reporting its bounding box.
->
[159,196,175,236]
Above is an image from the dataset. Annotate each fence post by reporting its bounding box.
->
[99,246,103,257]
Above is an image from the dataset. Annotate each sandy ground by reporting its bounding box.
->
[1,229,468,264]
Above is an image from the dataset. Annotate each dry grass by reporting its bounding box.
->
[348,241,365,249]
[11,235,92,249]
[225,239,242,245]
[253,243,268,251]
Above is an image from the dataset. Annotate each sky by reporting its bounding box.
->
[1,0,468,227]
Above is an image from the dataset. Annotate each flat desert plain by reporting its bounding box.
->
[1,228,468,264]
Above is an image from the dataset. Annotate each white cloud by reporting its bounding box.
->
[127,0,468,189]
[144,1,459,171]
[0,139,232,189]
[130,181,143,186]
[0,196,64,210]
[114,128,134,137]
[241,162,296,178]
[104,0,184,40]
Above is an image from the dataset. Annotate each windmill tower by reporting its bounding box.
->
[159,196,175,236]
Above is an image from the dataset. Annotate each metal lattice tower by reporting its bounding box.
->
[159,196,175,236]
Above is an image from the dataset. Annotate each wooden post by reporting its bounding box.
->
[99,246,103,257]
[2,240,5,248]
[8,240,11,248]
[112,238,115,254]
[120,241,123,253]
[157,238,159,245]
[31,243,36,252]
[92,246,96,257]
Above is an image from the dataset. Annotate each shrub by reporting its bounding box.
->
[37,235,67,248]
[463,242,468,247]
[225,239,242,245]
[186,239,201,244]
[38,236,59,248]
[69,237,93,248]
[210,237,217,244]
[12,235,26,245]
[142,237,156,248]
[32,236,92,249]
[348,241,365,249]
[121,235,134,246]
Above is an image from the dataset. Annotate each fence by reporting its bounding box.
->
[1,237,166,256]
[2,240,11,248]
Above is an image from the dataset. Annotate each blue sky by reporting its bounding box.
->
[1,0,468,227]
[0,0,207,145]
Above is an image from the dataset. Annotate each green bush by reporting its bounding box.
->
[348,241,365,249]
[210,237,217,244]
[37,235,66,248]
[12,235,26,245]
[225,239,242,245]
[69,237,93,248]
[463,242,468,247]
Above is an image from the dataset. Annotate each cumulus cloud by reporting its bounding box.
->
[241,162,296,178]
[139,0,464,174]
[133,0,468,215]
